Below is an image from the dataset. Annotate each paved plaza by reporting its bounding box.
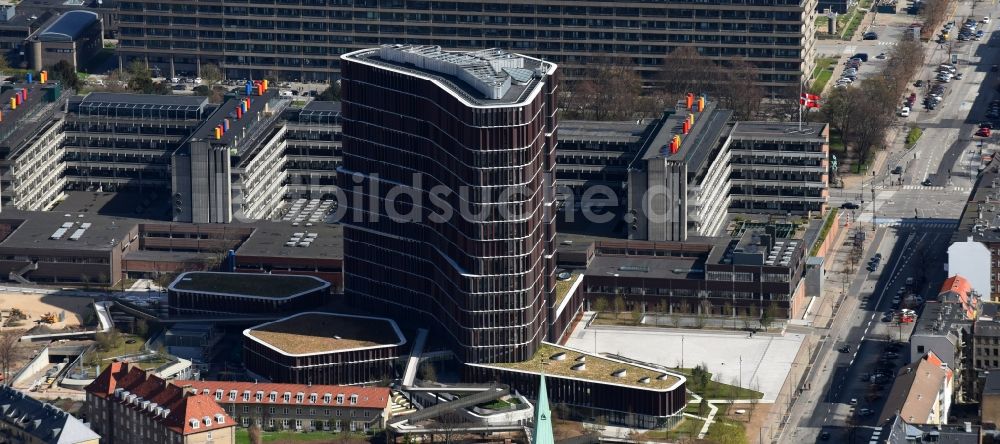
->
[565,321,805,402]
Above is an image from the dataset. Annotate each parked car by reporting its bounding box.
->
[984,16,991,23]
[858,408,874,417]
[915,80,924,87]
[899,107,910,117]
[892,165,903,174]
[977,127,992,137]
[864,31,879,40]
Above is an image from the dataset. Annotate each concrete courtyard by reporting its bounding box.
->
[565,320,805,402]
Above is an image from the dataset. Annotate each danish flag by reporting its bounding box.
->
[800,93,821,108]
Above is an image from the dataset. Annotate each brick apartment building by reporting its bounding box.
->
[178,380,391,433]
[85,362,236,444]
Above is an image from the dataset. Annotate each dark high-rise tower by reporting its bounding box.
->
[340,45,558,363]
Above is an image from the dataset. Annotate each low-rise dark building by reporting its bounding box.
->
[0,209,137,285]
[167,271,329,316]
[243,312,406,386]
[25,10,103,71]
[573,220,811,320]
[467,342,686,429]
[232,221,343,291]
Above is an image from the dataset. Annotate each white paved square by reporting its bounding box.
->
[565,325,805,402]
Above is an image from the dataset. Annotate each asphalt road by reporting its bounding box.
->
[783,1,995,442]
[785,227,952,443]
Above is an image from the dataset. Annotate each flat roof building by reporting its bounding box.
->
[728,121,830,215]
[243,312,406,385]
[579,220,812,320]
[629,98,734,241]
[25,9,103,71]
[340,45,558,364]
[115,0,817,95]
[167,271,330,316]
[467,342,687,429]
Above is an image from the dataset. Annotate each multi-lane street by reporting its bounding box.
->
[783,1,996,442]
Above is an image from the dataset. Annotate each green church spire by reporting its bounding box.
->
[532,374,555,444]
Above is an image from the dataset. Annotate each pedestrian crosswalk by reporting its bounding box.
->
[876,221,956,229]
[899,185,968,192]
[877,41,897,46]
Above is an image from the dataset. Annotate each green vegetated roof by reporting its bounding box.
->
[247,313,402,355]
[172,272,326,298]
[488,343,681,390]
[554,273,580,308]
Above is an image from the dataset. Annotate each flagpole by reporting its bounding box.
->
[798,79,803,131]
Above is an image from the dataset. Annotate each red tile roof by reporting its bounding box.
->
[85,362,234,435]
[175,380,391,410]
[939,275,978,320]
[940,275,972,296]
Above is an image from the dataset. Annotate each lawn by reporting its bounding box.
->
[97,333,144,358]
[706,417,748,444]
[809,57,838,94]
[640,418,704,442]
[235,429,369,444]
[905,126,923,148]
[80,333,147,377]
[477,399,513,410]
[672,368,763,400]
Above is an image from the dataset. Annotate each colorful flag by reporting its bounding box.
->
[800,93,821,108]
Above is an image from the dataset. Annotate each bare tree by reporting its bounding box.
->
[660,47,723,96]
[563,61,646,120]
[919,0,955,39]
[248,423,264,444]
[0,330,24,379]
[200,64,224,86]
[613,295,626,315]
[716,58,764,120]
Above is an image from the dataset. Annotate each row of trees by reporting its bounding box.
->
[919,0,956,40]
[561,48,767,121]
[591,295,778,331]
[819,39,925,168]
